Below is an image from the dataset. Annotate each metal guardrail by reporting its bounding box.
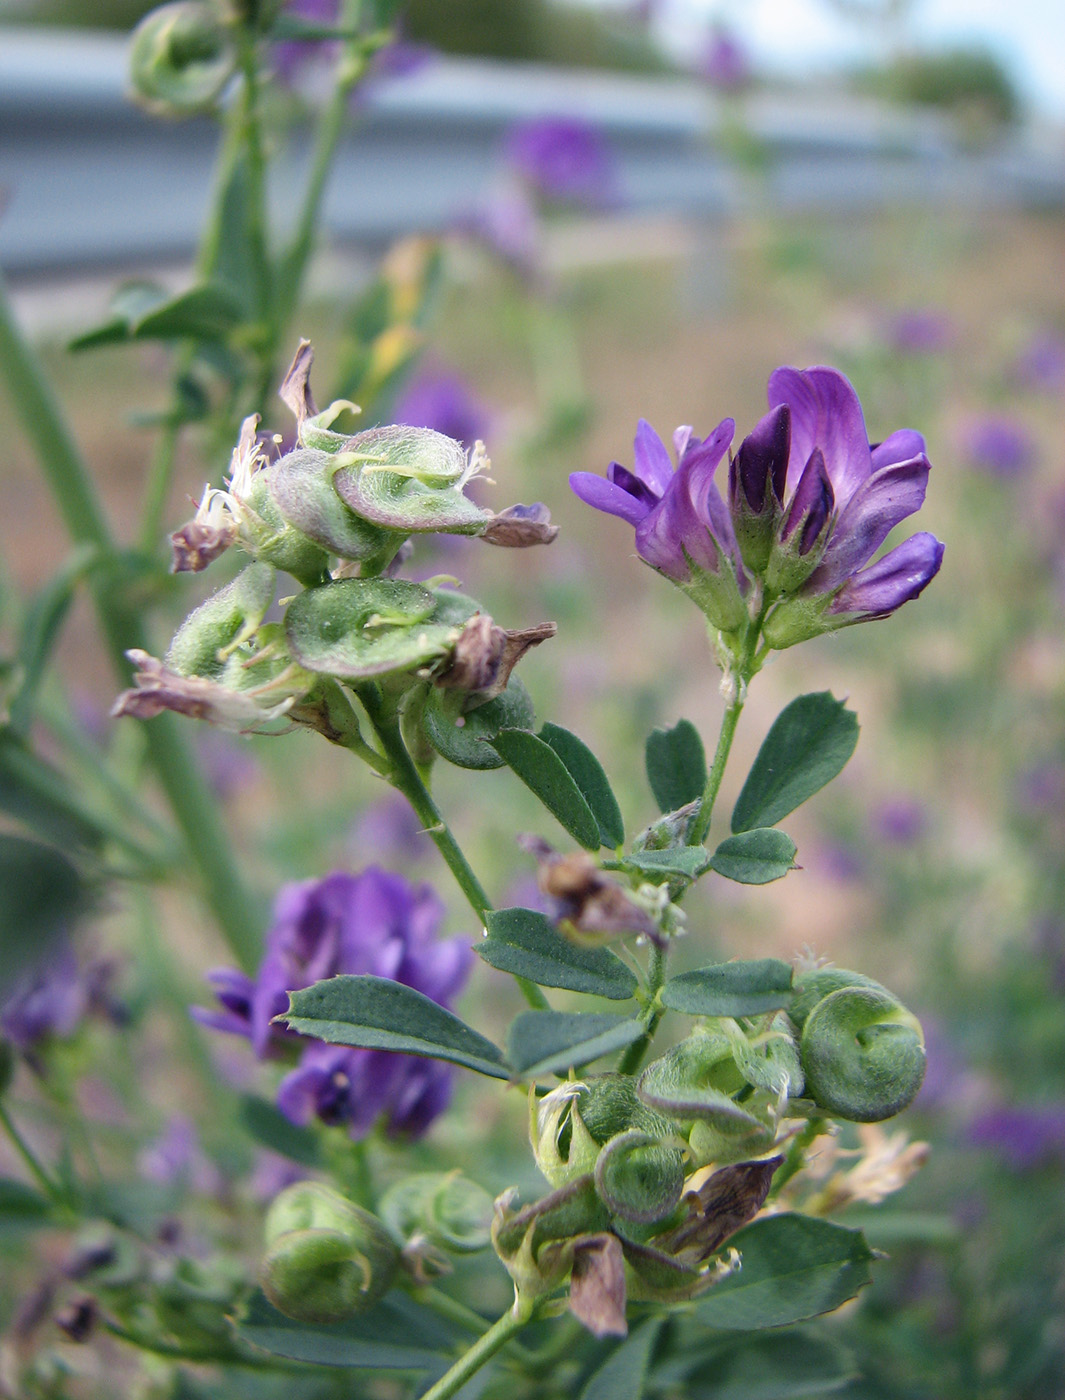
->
[2,26,1064,277]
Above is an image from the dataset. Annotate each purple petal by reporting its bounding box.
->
[871,429,925,471]
[607,463,660,512]
[828,533,945,618]
[678,418,740,570]
[632,419,676,496]
[781,448,833,554]
[768,366,871,506]
[733,403,790,511]
[808,454,930,592]
[634,489,692,580]
[672,426,694,460]
[570,471,651,527]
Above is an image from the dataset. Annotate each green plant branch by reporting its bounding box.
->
[419,1296,538,1400]
[414,1286,492,1336]
[0,273,263,972]
[616,940,667,1075]
[354,684,549,1011]
[0,1101,66,1206]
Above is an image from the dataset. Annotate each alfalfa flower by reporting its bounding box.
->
[570,418,747,632]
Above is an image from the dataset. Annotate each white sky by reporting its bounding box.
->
[591,0,1065,118]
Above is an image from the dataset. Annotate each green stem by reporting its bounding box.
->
[0,274,263,973]
[419,1297,537,1400]
[0,1101,65,1204]
[355,686,548,1010]
[771,1119,825,1195]
[688,698,744,848]
[271,0,371,348]
[617,941,667,1076]
[415,1287,491,1336]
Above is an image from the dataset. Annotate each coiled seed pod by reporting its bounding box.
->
[799,984,926,1122]
[593,1129,685,1224]
[378,1172,494,1255]
[129,3,235,116]
[261,1183,399,1323]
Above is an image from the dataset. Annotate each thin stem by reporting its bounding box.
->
[355,685,549,1011]
[415,1287,492,1336]
[0,274,263,972]
[419,1298,537,1400]
[271,0,371,347]
[688,698,744,848]
[0,1101,65,1204]
[617,941,668,1076]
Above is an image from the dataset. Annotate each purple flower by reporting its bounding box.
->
[273,0,339,84]
[699,28,750,92]
[504,118,617,208]
[883,308,954,356]
[570,418,747,630]
[138,1116,223,1195]
[871,796,928,844]
[1011,330,1065,392]
[393,368,492,449]
[193,868,473,1140]
[967,1103,1065,1171]
[1,942,118,1053]
[467,181,542,277]
[740,367,944,642]
[959,413,1036,477]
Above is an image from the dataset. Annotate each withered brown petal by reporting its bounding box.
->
[434,613,505,693]
[279,339,318,426]
[169,519,235,574]
[481,503,560,547]
[651,1156,783,1264]
[569,1233,628,1338]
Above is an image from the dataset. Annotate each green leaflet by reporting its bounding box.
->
[645,718,707,813]
[539,723,625,848]
[732,693,858,833]
[478,907,638,1000]
[236,1289,456,1369]
[507,1011,645,1079]
[708,829,797,885]
[492,729,602,850]
[661,959,795,1018]
[283,975,509,1079]
[579,1318,664,1400]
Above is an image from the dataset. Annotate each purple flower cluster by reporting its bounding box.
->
[967,1103,1065,1171]
[194,869,473,1140]
[570,365,944,644]
[1,942,118,1054]
[959,413,1036,478]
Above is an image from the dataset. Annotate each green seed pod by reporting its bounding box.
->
[789,968,884,1029]
[164,563,275,679]
[333,427,490,536]
[378,1172,494,1255]
[285,578,459,681]
[262,450,403,567]
[421,676,535,770]
[239,475,332,586]
[800,985,926,1122]
[594,1130,685,1225]
[129,2,235,117]
[261,1183,399,1323]
[530,1083,602,1188]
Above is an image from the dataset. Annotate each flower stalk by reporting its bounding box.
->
[418,1295,540,1400]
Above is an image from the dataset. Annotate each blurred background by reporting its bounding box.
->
[2,1,1065,1396]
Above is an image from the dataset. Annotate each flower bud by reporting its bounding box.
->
[728,404,789,574]
[799,985,926,1122]
[261,1183,399,1323]
[378,1171,494,1256]
[764,447,835,595]
[129,2,235,116]
[760,593,833,650]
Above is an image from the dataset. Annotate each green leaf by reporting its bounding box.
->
[0,834,88,995]
[236,1289,456,1368]
[539,723,624,849]
[612,847,708,884]
[580,1317,664,1400]
[7,546,99,735]
[731,693,859,834]
[0,735,107,854]
[69,280,170,350]
[661,959,794,1018]
[285,579,458,680]
[491,729,601,851]
[645,719,707,814]
[507,1011,644,1079]
[283,976,509,1080]
[239,1096,323,1168]
[479,907,637,1001]
[0,1178,52,1226]
[660,1328,856,1397]
[709,829,796,885]
[692,1214,875,1330]
[71,282,246,350]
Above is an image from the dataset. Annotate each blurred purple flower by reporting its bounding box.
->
[959,413,1036,477]
[467,181,542,276]
[504,117,617,208]
[1011,330,1065,392]
[347,792,427,865]
[248,1150,309,1202]
[138,1116,223,1195]
[273,0,339,84]
[393,368,492,449]
[1,943,118,1053]
[1015,762,1065,817]
[883,308,954,356]
[815,840,866,883]
[197,730,259,802]
[193,868,473,1139]
[967,1103,1065,1170]
[871,796,928,844]
[699,28,750,92]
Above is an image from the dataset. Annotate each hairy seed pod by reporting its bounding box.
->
[129,3,235,116]
[378,1171,494,1255]
[800,985,926,1122]
[261,1183,399,1323]
[594,1129,685,1224]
